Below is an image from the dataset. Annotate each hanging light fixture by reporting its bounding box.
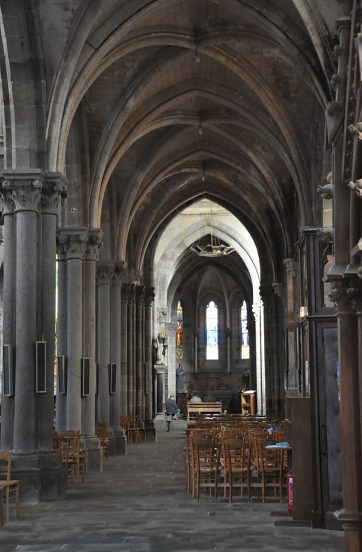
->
[190,233,234,257]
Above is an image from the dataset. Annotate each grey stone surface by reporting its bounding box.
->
[0,419,345,552]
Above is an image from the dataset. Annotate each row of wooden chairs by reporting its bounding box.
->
[0,452,20,525]
[185,422,288,502]
[53,430,86,487]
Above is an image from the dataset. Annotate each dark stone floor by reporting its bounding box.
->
[0,418,345,552]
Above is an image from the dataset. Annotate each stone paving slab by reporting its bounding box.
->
[0,419,345,552]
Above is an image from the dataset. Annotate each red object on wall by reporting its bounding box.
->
[288,471,294,513]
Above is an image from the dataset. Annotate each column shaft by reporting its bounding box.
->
[13,208,38,451]
[55,253,67,430]
[136,287,144,419]
[120,286,128,416]
[96,264,112,425]
[0,195,15,450]
[38,211,57,450]
[83,257,97,437]
[66,258,83,430]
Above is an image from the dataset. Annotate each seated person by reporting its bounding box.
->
[165,394,181,418]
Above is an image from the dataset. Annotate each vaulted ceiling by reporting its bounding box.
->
[39,0,339,283]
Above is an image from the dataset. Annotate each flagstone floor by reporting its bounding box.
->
[0,418,345,552]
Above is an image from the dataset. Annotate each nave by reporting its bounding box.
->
[0,420,344,552]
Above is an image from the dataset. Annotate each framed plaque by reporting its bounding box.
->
[35,341,47,393]
[57,355,67,394]
[81,357,90,396]
[2,344,14,396]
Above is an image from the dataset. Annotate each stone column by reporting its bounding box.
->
[0,188,15,451]
[38,174,67,451]
[9,175,43,454]
[136,286,145,420]
[127,284,135,415]
[55,241,67,430]
[58,227,88,431]
[1,172,66,502]
[260,285,273,417]
[83,229,103,471]
[96,262,114,450]
[110,262,126,454]
[330,280,362,549]
[144,287,156,441]
[120,284,128,416]
[132,288,137,415]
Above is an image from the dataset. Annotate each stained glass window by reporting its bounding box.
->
[240,301,250,359]
[176,301,183,359]
[206,301,218,360]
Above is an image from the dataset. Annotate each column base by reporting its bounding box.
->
[335,509,362,551]
[81,436,104,472]
[112,427,126,455]
[12,450,67,503]
[144,420,157,443]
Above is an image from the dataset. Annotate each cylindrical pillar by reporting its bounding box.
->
[96,262,113,425]
[55,244,67,430]
[136,286,145,419]
[83,230,102,437]
[120,284,128,416]
[331,280,362,549]
[127,285,135,415]
[11,177,42,452]
[0,189,15,450]
[110,262,126,454]
[144,288,154,422]
[58,228,88,431]
[38,175,66,450]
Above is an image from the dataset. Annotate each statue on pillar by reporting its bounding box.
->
[176,363,185,391]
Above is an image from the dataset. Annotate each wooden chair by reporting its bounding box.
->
[96,423,110,459]
[191,438,220,501]
[54,430,86,485]
[126,416,142,444]
[0,452,20,522]
[221,438,250,502]
[255,439,283,502]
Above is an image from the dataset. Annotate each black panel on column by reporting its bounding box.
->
[81,357,90,396]
[109,363,117,395]
[35,341,47,393]
[2,344,14,396]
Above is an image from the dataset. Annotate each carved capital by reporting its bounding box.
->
[136,285,145,304]
[284,258,297,277]
[112,261,127,285]
[347,283,362,314]
[272,282,283,298]
[329,280,354,315]
[145,286,155,306]
[96,262,114,285]
[85,229,103,261]
[57,227,88,260]
[0,188,15,215]
[3,177,43,213]
[41,172,67,215]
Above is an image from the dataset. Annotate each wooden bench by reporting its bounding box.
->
[187,401,223,423]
